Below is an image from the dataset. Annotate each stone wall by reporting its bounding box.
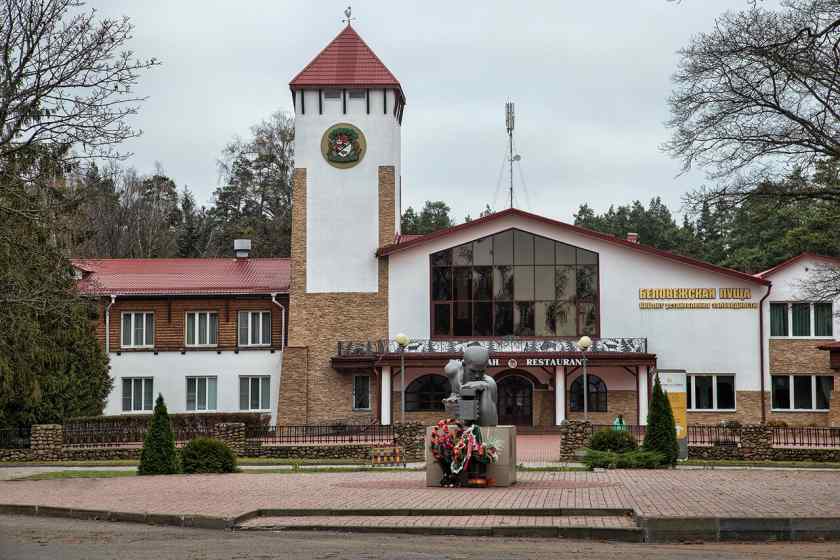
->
[214,423,246,454]
[558,420,592,461]
[31,425,63,461]
[770,339,835,375]
[688,424,840,462]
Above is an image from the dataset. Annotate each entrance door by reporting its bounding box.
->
[497,374,533,426]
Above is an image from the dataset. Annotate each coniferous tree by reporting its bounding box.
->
[642,375,679,466]
[138,395,179,475]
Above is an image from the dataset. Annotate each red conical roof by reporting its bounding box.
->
[290,25,404,100]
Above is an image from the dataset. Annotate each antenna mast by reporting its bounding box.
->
[505,101,515,208]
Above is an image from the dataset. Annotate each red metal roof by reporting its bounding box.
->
[71,258,290,296]
[289,24,404,100]
[378,208,770,286]
[756,252,840,278]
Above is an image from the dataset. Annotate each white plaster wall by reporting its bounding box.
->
[104,351,283,423]
[388,213,767,391]
[761,257,840,381]
[295,89,401,293]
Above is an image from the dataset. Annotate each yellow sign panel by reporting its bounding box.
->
[639,287,756,310]
[668,392,687,441]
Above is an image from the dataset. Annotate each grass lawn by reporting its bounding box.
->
[19,470,137,480]
[682,459,840,469]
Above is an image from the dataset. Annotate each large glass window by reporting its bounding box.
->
[186,377,217,411]
[239,376,271,410]
[186,312,218,347]
[770,302,833,338]
[238,311,271,346]
[405,375,451,412]
[430,229,599,337]
[771,374,833,411]
[122,378,153,411]
[687,374,735,411]
[569,374,607,412]
[121,312,154,348]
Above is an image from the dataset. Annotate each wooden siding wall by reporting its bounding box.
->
[96,295,289,352]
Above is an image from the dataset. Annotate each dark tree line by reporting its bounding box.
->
[62,111,294,259]
[574,161,840,274]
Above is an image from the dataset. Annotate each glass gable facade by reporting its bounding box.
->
[430,229,599,337]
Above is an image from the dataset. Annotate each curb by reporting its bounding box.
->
[237,523,645,542]
[0,504,235,530]
[640,516,840,542]
[5,504,840,542]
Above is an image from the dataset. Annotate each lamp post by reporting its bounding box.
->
[395,333,409,424]
[577,335,593,420]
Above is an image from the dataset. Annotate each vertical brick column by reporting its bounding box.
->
[559,420,592,461]
[31,424,64,461]
[213,423,246,455]
[740,424,772,461]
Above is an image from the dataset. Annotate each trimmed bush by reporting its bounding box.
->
[67,412,269,432]
[138,395,179,475]
[583,449,664,469]
[589,429,637,453]
[643,375,679,465]
[180,437,237,474]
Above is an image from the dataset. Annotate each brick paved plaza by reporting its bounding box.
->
[3,469,840,521]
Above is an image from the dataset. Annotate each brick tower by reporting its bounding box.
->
[277,23,405,423]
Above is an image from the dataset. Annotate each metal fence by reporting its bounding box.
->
[686,425,741,446]
[0,426,31,449]
[247,423,395,445]
[771,426,840,448]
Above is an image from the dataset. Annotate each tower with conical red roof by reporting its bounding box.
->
[279,22,404,424]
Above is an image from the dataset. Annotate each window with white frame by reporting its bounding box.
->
[121,312,154,348]
[186,377,217,411]
[771,374,833,411]
[122,378,153,411]
[352,374,371,410]
[239,376,270,410]
[770,302,833,337]
[238,311,271,346]
[186,312,218,347]
[687,374,736,411]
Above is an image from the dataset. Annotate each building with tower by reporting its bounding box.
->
[74,21,840,429]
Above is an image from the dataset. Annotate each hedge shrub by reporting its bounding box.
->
[180,437,237,474]
[583,449,664,469]
[138,395,179,475]
[589,429,637,453]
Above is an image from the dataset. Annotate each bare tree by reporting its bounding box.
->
[665,0,840,206]
[798,262,840,302]
[0,0,159,165]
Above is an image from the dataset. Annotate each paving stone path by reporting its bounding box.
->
[3,469,840,520]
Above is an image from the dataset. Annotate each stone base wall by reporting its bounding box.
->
[558,420,592,461]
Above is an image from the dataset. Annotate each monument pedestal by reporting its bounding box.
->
[425,425,517,487]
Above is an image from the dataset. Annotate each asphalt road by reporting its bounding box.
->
[3,515,840,560]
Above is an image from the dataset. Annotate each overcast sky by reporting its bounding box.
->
[86,0,757,224]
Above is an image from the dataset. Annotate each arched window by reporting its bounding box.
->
[569,374,607,412]
[405,375,451,412]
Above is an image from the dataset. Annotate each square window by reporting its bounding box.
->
[793,375,813,409]
[493,266,513,300]
[694,376,713,409]
[772,375,790,409]
[453,268,472,300]
[770,303,788,336]
[513,231,534,265]
[452,242,473,266]
[472,267,492,300]
[473,237,493,266]
[492,231,514,265]
[792,303,811,336]
[514,302,534,336]
[353,375,371,410]
[453,301,472,336]
[493,302,513,336]
[534,236,555,265]
[513,266,534,300]
[716,375,735,409]
[473,302,492,336]
[815,303,833,337]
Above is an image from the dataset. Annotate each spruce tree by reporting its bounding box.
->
[642,375,679,465]
[138,395,180,475]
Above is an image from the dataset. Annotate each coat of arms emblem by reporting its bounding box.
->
[321,123,366,169]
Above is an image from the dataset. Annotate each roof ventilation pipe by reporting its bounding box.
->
[234,239,251,259]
